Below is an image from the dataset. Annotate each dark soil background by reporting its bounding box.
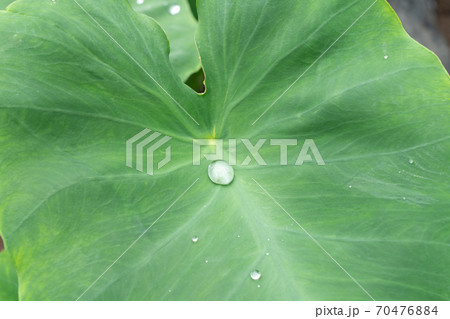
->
[389,0,450,70]
[437,0,450,46]
[0,0,449,255]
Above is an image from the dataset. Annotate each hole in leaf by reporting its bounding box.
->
[187,0,198,20]
[185,68,205,93]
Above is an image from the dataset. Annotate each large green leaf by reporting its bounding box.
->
[0,0,449,301]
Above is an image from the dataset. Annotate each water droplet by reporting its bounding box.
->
[348,185,352,188]
[402,197,406,200]
[191,236,198,243]
[169,4,181,15]
[208,160,234,185]
[265,252,269,256]
[409,159,414,164]
[257,284,261,288]
[250,270,261,280]
[237,234,240,238]
[384,55,388,59]
[398,170,401,174]
[136,0,144,4]
[168,289,172,293]
[205,259,208,263]
[267,238,270,241]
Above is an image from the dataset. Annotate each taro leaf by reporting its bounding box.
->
[0,251,18,301]
[0,0,449,301]
[129,0,200,80]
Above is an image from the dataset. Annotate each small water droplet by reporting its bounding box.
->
[257,284,261,288]
[265,252,269,256]
[169,4,181,15]
[402,197,406,200]
[168,289,172,293]
[348,185,352,188]
[205,259,208,263]
[191,236,198,243]
[384,55,388,59]
[208,160,234,185]
[237,234,240,238]
[136,0,144,4]
[409,159,414,164]
[250,270,261,280]
[267,238,270,241]
[398,170,401,174]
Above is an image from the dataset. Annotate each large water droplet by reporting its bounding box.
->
[169,4,181,15]
[250,270,261,280]
[191,236,198,243]
[208,160,234,185]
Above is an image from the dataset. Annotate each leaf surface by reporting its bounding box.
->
[0,0,449,300]
[0,0,199,78]
[0,251,19,301]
